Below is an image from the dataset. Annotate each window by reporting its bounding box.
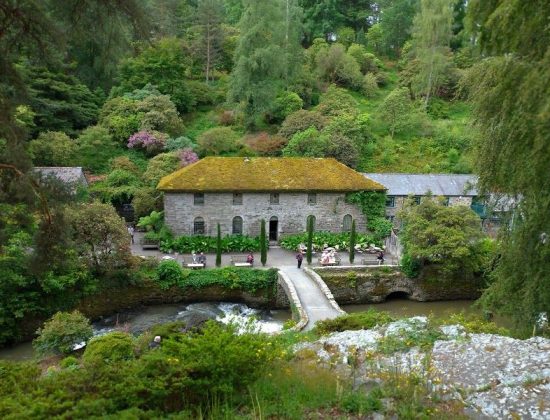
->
[413,196,421,205]
[307,193,317,205]
[386,196,395,207]
[342,214,352,232]
[194,193,204,205]
[386,215,395,223]
[193,217,205,235]
[233,193,243,205]
[232,216,243,235]
[306,215,316,229]
[270,193,279,204]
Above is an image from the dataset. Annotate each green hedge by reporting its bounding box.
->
[155,262,278,293]
[279,231,380,252]
[160,234,267,253]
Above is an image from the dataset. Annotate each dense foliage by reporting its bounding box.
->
[398,195,488,277]
[463,0,550,325]
[154,263,278,294]
[280,231,381,252]
[162,233,266,253]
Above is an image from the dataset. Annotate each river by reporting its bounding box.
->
[1,298,510,362]
[0,302,291,362]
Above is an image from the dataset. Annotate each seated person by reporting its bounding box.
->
[197,252,206,264]
[246,252,254,265]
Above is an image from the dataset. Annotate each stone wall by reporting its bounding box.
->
[164,192,367,237]
[314,266,483,304]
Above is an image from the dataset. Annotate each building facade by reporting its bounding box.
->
[159,157,385,239]
[363,173,479,226]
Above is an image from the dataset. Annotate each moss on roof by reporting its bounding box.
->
[157,157,385,192]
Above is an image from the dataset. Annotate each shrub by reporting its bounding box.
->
[269,91,303,122]
[322,132,360,168]
[314,310,395,335]
[400,253,422,278]
[33,311,93,356]
[165,136,194,151]
[127,130,168,156]
[196,127,242,156]
[155,260,184,289]
[280,231,379,252]
[60,356,79,369]
[163,234,265,253]
[278,109,327,140]
[29,131,77,166]
[361,73,379,98]
[82,332,135,366]
[316,85,359,117]
[75,126,120,173]
[282,127,327,157]
[142,152,180,186]
[218,109,236,125]
[178,148,199,167]
[243,132,288,156]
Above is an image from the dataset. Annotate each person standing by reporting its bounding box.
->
[296,250,304,269]
[127,225,135,244]
[377,250,385,265]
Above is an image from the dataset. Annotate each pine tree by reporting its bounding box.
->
[216,223,222,267]
[306,215,314,265]
[349,220,356,264]
[260,219,267,266]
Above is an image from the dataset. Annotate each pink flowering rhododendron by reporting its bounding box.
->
[127,130,166,155]
[179,148,198,167]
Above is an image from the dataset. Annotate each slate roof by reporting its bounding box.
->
[363,173,478,196]
[158,157,385,192]
[34,167,88,187]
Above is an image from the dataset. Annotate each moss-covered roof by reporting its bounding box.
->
[158,157,385,192]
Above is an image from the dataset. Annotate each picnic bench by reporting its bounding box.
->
[319,256,341,266]
[141,239,159,250]
[230,255,253,267]
[362,254,381,265]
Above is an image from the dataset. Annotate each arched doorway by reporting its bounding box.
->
[269,216,278,241]
[385,291,411,301]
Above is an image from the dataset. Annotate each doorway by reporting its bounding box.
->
[269,216,278,241]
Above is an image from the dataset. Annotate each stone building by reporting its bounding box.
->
[33,166,89,193]
[363,173,479,226]
[158,157,385,239]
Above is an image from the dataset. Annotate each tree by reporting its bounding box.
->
[378,87,413,138]
[282,127,327,158]
[306,214,314,264]
[196,0,225,83]
[127,131,168,156]
[349,219,356,263]
[33,311,93,356]
[28,131,77,167]
[114,38,195,113]
[463,0,550,325]
[216,223,222,267]
[66,202,131,274]
[398,196,484,276]
[378,0,419,57]
[229,0,302,123]
[409,0,454,107]
[23,66,100,137]
[316,85,359,117]
[315,43,363,89]
[260,219,267,266]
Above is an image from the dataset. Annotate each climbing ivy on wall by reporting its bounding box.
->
[346,191,392,239]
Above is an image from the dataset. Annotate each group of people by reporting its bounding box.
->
[320,247,339,265]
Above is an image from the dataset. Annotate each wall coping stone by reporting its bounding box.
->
[277,270,309,331]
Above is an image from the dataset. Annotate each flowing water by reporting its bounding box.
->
[0,302,291,361]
